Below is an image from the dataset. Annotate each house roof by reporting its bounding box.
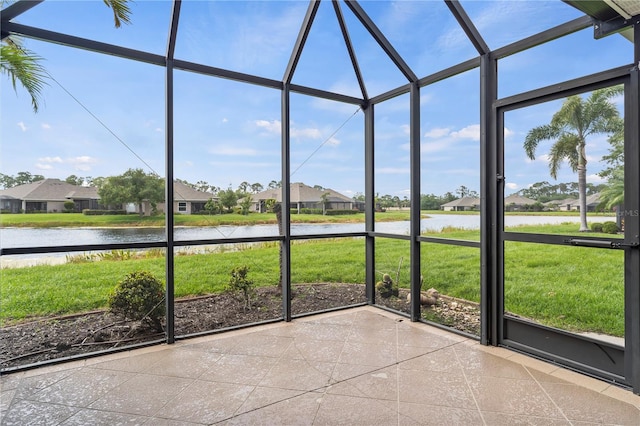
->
[173,181,215,202]
[504,194,536,205]
[441,196,480,208]
[570,193,601,207]
[545,197,578,206]
[0,179,99,201]
[252,182,353,203]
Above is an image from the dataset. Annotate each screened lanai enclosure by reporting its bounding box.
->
[1,0,639,394]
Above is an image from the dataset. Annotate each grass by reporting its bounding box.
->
[0,221,627,337]
[0,211,414,228]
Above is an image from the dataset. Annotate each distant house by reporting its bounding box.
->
[440,196,480,211]
[0,179,215,215]
[545,197,577,211]
[504,194,536,211]
[0,179,100,213]
[569,193,602,212]
[250,182,358,213]
[157,181,215,215]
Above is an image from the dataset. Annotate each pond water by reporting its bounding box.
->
[1,214,612,251]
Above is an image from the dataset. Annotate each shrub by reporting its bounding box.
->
[591,222,604,233]
[602,221,619,234]
[325,209,359,215]
[376,273,398,298]
[228,265,255,310]
[63,201,75,212]
[82,209,127,215]
[108,271,165,331]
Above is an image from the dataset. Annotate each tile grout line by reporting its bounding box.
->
[523,365,572,424]
[452,345,487,426]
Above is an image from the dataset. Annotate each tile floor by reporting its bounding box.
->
[1,306,639,425]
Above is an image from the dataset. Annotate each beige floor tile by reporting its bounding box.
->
[480,411,571,425]
[143,418,204,425]
[60,408,149,425]
[228,333,294,357]
[177,335,240,354]
[0,372,24,391]
[327,365,397,400]
[153,379,254,424]
[12,368,79,400]
[258,358,334,391]
[398,346,465,375]
[281,337,346,362]
[28,368,136,407]
[272,321,353,341]
[198,353,277,386]
[397,368,478,410]
[88,373,193,416]
[233,386,314,415]
[454,346,532,380]
[226,388,321,425]
[140,348,221,378]
[468,376,565,419]
[541,381,640,424]
[398,401,484,425]
[348,326,399,345]
[313,393,399,425]
[338,341,398,367]
[90,350,168,373]
[1,399,79,426]
[1,388,17,415]
[350,310,400,331]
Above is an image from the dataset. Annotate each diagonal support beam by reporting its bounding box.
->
[332,0,368,101]
[445,0,490,55]
[344,0,417,82]
[283,0,320,84]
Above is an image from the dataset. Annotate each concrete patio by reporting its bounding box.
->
[1,306,639,425]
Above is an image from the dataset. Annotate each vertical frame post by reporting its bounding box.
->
[281,85,292,321]
[164,0,181,344]
[409,82,422,321]
[480,53,498,345]
[364,103,376,304]
[625,22,640,394]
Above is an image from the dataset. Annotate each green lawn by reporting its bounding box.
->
[0,211,414,228]
[1,223,626,336]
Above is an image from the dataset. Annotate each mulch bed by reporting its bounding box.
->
[0,283,480,370]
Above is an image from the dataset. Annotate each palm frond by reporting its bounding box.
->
[523,124,559,160]
[0,38,47,112]
[103,0,132,28]
[548,134,580,178]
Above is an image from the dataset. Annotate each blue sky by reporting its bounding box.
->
[0,0,632,199]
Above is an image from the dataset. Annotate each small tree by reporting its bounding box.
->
[63,200,75,213]
[108,271,165,332]
[228,265,255,310]
[218,187,238,213]
[204,197,221,215]
[239,194,252,215]
[98,168,164,216]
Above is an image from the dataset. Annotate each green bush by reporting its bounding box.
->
[325,209,359,215]
[590,222,604,233]
[82,209,127,215]
[108,271,165,331]
[63,201,75,212]
[602,221,619,234]
[228,265,255,310]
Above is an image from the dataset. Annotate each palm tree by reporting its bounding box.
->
[523,87,622,231]
[1,0,131,112]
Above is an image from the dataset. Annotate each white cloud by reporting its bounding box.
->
[209,146,257,156]
[450,124,480,141]
[505,182,519,190]
[222,118,228,123]
[35,163,53,170]
[255,119,281,134]
[401,124,410,135]
[587,174,605,184]
[38,156,63,164]
[68,156,97,171]
[41,123,51,130]
[17,122,27,132]
[291,127,321,140]
[155,128,163,133]
[424,127,450,139]
[326,137,340,147]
